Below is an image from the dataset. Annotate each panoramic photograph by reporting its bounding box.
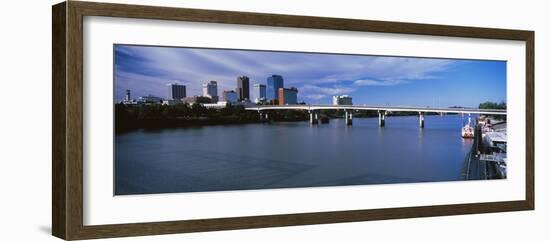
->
[113,44,507,195]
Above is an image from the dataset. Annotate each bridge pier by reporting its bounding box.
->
[245,106,506,127]
[309,110,319,125]
[378,111,386,127]
[419,112,424,128]
[345,110,353,125]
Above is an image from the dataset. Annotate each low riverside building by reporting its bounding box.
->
[222,90,238,103]
[278,87,298,105]
[137,95,163,104]
[202,101,229,109]
[162,99,182,106]
[182,96,212,104]
[480,129,508,179]
[483,131,507,153]
[332,95,353,105]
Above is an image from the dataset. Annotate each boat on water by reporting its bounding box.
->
[461,117,474,138]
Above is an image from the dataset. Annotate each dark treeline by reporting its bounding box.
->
[478,101,507,110]
[478,101,507,120]
[116,101,505,132]
[115,103,308,132]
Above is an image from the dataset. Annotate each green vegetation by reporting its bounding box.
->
[115,103,307,132]
[116,101,507,132]
[478,101,506,110]
[478,101,506,120]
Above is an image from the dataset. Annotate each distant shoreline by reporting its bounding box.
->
[115,113,464,134]
[114,102,503,133]
[115,103,473,133]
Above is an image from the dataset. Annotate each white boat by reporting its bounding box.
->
[461,117,474,138]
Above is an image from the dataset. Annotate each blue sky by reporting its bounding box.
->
[114,44,506,107]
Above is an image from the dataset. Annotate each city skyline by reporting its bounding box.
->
[115,45,506,107]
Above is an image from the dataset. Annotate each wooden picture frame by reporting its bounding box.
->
[52,1,534,240]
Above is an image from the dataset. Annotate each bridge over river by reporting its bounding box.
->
[245,104,506,127]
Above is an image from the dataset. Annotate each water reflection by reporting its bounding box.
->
[115,115,473,195]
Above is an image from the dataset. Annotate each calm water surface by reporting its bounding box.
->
[115,115,474,195]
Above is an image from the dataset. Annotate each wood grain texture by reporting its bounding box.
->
[52,2,67,239]
[525,32,535,209]
[73,201,530,240]
[72,1,533,40]
[51,1,535,240]
[66,2,85,240]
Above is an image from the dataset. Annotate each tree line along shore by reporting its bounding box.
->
[115,101,506,133]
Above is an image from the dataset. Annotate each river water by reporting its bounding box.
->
[115,115,474,195]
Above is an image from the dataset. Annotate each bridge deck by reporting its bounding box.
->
[244,104,506,115]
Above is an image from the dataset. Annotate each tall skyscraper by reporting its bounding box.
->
[253,83,266,103]
[236,76,250,101]
[267,75,284,101]
[202,80,218,102]
[167,83,186,100]
[278,87,298,105]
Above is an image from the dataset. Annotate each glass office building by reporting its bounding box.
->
[266,75,284,101]
[166,83,186,100]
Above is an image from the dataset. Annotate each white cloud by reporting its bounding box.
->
[353,79,405,86]
[297,84,355,102]
[301,85,354,95]
[304,94,326,100]
[115,45,459,102]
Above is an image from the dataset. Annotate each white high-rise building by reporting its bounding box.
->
[202,80,218,102]
[332,95,352,105]
[253,83,266,103]
[124,89,131,102]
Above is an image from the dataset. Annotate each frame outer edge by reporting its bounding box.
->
[70,0,533,40]
[52,1,68,240]
[54,1,536,240]
[525,31,535,210]
[66,0,86,240]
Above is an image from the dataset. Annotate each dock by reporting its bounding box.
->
[463,116,507,180]
[463,125,487,180]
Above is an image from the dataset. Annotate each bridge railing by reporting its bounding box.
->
[244,104,506,115]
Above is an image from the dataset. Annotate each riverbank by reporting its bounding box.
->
[115,103,311,132]
[115,103,462,133]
